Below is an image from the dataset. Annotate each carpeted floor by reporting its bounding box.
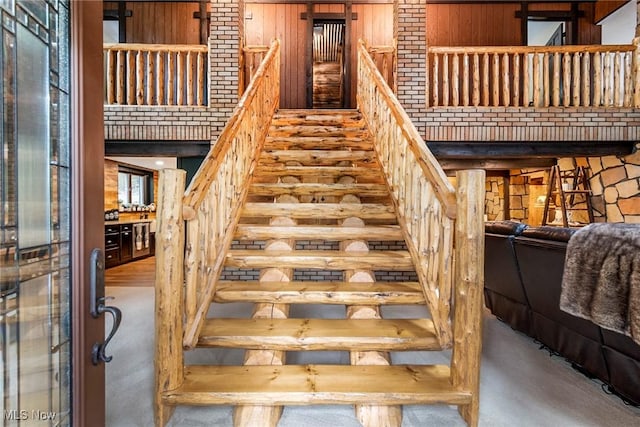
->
[105,285,640,427]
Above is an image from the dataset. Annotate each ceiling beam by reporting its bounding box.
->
[438,158,556,171]
[105,141,210,157]
[427,141,635,159]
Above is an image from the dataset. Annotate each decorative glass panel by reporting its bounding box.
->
[16,24,50,249]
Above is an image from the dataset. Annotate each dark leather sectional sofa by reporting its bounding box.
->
[484,221,640,406]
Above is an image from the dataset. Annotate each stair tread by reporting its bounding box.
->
[198,318,439,350]
[263,136,373,151]
[234,225,403,240]
[259,150,377,166]
[253,165,383,179]
[249,183,389,197]
[242,202,397,219]
[162,364,471,406]
[225,250,415,270]
[268,126,369,138]
[214,280,425,304]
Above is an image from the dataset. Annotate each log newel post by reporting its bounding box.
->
[633,37,640,107]
[154,168,186,427]
[451,169,485,427]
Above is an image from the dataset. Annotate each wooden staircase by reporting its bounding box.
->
[154,40,484,427]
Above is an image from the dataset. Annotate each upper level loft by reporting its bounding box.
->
[102,0,640,161]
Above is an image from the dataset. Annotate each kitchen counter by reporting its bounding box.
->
[105,218,154,226]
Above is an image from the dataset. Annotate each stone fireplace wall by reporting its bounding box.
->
[484,144,640,225]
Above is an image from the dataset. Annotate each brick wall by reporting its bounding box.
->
[424,107,640,142]
[209,0,242,138]
[219,239,418,282]
[104,106,211,140]
[396,0,428,137]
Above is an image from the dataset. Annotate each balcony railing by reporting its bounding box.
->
[427,41,640,108]
[104,43,208,106]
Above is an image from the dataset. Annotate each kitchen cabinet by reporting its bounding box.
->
[104,221,153,268]
[120,224,133,262]
[105,225,121,268]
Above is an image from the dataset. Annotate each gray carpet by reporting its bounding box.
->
[106,286,640,426]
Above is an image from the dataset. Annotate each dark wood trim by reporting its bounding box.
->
[301,12,358,20]
[105,140,211,157]
[117,1,127,43]
[198,0,208,44]
[515,10,585,20]
[438,158,556,170]
[71,0,106,425]
[520,2,528,45]
[344,1,352,108]
[427,141,635,159]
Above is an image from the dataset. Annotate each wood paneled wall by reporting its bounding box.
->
[246,3,307,109]
[245,2,392,108]
[103,1,203,44]
[351,4,394,103]
[427,3,522,46]
[105,159,119,210]
[594,0,628,23]
[426,2,601,47]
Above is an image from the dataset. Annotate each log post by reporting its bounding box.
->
[443,53,449,107]
[147,50,156,105]
[572,53,581,107]
[136,50,145,105]
[433,54,439,106]
[492,53,499,106]
[127,51,135,105]
[472,53,480,106]
[533,53,540,107]
[633,37,640,107]
[197,52,205,106]
[451,169,485,427]
[594,52,602,106]
[513,53,520,106]
[583,52,591,107]
[452,53,460,107]
[107,49,115,104]
[614,52,622,106]
[177,51,185,105]
[552,53,561,107]
[339,178,402,427]
[154,169,186,427]
[482,53,489,106]
[562,52,571,107]
[624,51,632,107]
[604,52,613,106]
[543,53,550,107]
[502,53,510,106]
[522,53,530,106]
[168,52,176,105]
[157,52,166,105]
[187,51,195,106]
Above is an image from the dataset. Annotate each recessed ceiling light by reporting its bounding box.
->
[155,160,165,166]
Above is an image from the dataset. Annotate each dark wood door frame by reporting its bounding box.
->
[71,0,106,425]
[304,1,354,108]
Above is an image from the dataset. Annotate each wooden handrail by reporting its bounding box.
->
[104,43,207,106]
[239,44,270,96]
[357,38,457,347]
[427,42,640,108]
[180,39,280,349]
[428,44,634,54]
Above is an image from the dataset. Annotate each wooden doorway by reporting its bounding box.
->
[312,20,346,108]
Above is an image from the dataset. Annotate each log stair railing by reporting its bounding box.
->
[155,39,485,427]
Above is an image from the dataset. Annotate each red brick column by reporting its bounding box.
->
[209,0,242,138]
[395,0,428,137]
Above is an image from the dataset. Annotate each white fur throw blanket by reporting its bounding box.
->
[560,223,640,345]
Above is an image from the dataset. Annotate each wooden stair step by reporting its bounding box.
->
[268,125,369,138]
[271,115,363,127]
[198,318,439,351]
[259,150,377,165]
[225,250,415,270]
[162,364,471,406]
[214,280,425,305]
[263,136,372,151]
[253,165,383,179]
[249,183,388,197]
[234,224,403,241]
[242,202,397,219]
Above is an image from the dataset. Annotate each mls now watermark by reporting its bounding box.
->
[4,409,58,421]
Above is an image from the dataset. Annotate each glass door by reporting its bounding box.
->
[1,1,105,425]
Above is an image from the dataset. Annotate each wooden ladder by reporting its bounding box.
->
[542,164,594,227]
[156,109,482,427]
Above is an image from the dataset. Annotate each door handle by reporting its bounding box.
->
[89,248,123,365]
